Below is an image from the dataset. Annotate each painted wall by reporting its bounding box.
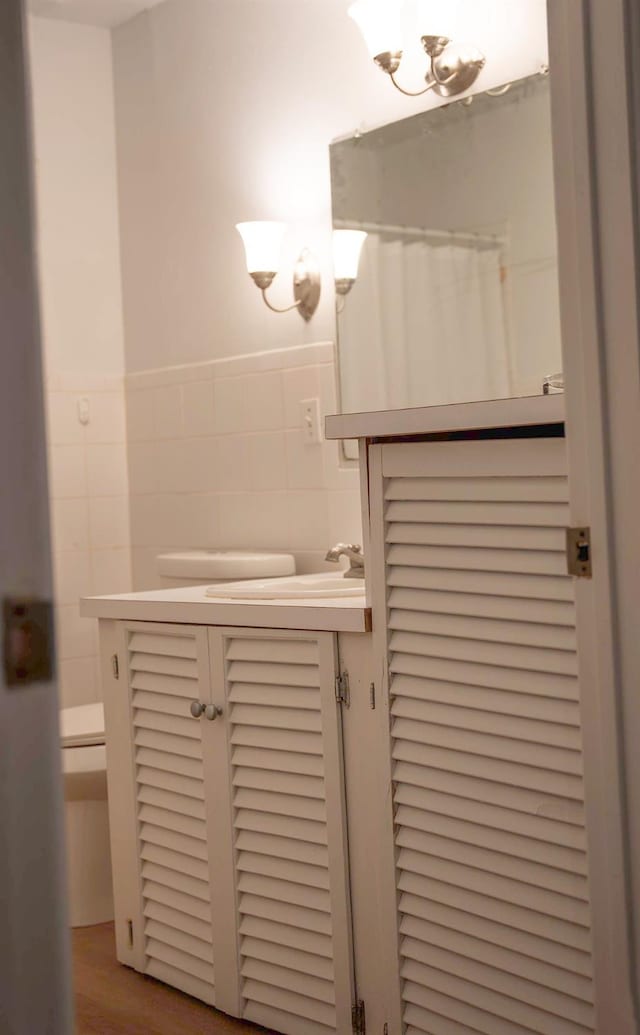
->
[28,17,132,706]
[29,17,126,377]
[112,0,550,372]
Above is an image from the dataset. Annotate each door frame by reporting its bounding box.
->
[549,1,640,1029]
[0,1,73,1030]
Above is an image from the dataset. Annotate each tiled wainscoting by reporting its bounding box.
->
[126,342,362,588]
[46,372,132,707]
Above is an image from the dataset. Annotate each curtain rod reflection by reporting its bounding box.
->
[334,218,505,250]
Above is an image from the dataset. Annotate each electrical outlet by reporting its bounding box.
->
[299,397,322,445]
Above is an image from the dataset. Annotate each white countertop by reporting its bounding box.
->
[325,393,565,441]
[80,585,371,634]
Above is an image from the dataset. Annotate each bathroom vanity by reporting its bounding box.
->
[82,588,380,1035]
[84,393,597,1035]
[324,392,597,1035]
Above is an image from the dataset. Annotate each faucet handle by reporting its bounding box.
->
[325,542,363,562]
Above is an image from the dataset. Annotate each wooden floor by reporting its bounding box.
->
[73,923,271,1035]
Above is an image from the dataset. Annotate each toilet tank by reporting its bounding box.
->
[156,549,296,587]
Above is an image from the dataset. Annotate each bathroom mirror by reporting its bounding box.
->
[331,72,561,442]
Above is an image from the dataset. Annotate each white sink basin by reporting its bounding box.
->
[205,572,366,600]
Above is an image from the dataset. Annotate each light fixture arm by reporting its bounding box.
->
[389,71,438,98]
[389,58,459,98]
[260,290,302,316]
[373,36,485,100]
[247,248,321,322]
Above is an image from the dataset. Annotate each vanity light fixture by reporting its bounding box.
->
[348,0,485,99]
[236,221,321,321]
[333,230,368,297]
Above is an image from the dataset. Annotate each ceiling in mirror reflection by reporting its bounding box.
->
[331,73,562,425]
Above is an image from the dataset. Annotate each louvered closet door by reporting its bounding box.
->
[369,438,596,1035]
[122,622,219,1006]
[207,629,355,1035]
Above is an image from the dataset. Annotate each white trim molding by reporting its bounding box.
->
[549,1,640,1029]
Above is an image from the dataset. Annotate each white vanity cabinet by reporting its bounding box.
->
[100,620,356,1035]
[365,434,597,1035]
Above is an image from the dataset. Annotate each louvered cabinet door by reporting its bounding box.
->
[116,621,220,1006]
[207,628,355,1035]
[368,438,596,1035]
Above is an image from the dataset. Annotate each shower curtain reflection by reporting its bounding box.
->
[337,226,513,416]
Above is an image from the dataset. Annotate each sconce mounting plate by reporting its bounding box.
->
[422,37,486,98]
[293,248,321,321]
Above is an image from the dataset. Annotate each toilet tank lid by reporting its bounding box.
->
[156,550,296,580]
[60,703,105,748]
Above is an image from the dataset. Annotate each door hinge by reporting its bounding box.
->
[111,653,120,679]
[127,919,134,947]
[566,527,592,578]
[335,671,350,707]
[369,682,376,709]
[352,999,366,1035]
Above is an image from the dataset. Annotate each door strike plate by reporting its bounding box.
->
[3,596,55,687]
[566,527,592,578]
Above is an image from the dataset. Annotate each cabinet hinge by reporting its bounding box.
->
[369,682,376,709]
[335,671,350,707]
[111,653,120,679]
[352,999,366,1035]
[566,527,592,577]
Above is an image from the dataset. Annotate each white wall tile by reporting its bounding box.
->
[285,491,331,551]
[322,438,361,491]
[285,429,325,490]
[51,498,90,551]
[89,495,131,549]
[91,548,132,595]
[282,366,322,429]
[177,437,218,494]
[218,491,291,550]
[294,550,335,575]
[56,604,95,659]
[48,443,87,499]
[126,388,154,442]
[181,494,220,547]
[124,345,363,589]
[212,376,247,434]
[57,656,98,708]
[85,391,127,443]
[87,442,129,497]
[46,392,85,445]
[130,495,173,548]
[217,435,252,493]
[249,432,287,491]
[243,371,284,431]
[328,489,364,548]
[128,440,165,495]
[52,549,92,605]
[153,384,184,439]
[182,380,215,437]
[132,546,165,590]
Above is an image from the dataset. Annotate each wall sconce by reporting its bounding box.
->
[333,230,368,301]
[348,0,485,99]
[236,221,321,321]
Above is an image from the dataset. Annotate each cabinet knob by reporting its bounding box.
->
[190,700,205,718]
[204,704,222,721]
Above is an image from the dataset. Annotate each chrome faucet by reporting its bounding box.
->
[325,543,365,579]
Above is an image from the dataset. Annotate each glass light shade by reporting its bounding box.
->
[236,221,286,274]
[333,230,368,281]
[348,0,404,59]
[415,0,458,39]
